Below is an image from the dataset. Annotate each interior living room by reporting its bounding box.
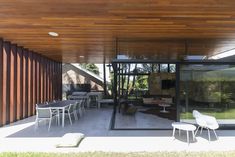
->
[112,61,176,129]
[109,38,235,130]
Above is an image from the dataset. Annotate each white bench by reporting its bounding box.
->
[172,122,196,144]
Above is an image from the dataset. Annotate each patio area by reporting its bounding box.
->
[2,1,235,155]
[1,107,235,153]
[114,108,174,129]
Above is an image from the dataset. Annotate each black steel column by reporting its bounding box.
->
[103,59,107,96]
[175,63,180,122]
[121,64,125,96]
[167,64,170,73]
[126,63,130,97]
[112,63,118,110]
[118,63,121,97]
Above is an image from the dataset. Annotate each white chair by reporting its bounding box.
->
[63,104,73,125]
[80,98,86,113]
[35,105,59,131]
[87,92,103,108]
[75,100,84,117]
[193,110,219,141]
[60,102,78,125]
[72,102,79,120]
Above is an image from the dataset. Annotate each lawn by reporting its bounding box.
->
[180,108,235,119]
[1,152,235,157]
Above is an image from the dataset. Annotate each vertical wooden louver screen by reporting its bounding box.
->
[0,39,3,126]
[10,44,17,123]
[0,39,62,126]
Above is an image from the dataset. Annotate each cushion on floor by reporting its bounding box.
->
[56,133,85,148]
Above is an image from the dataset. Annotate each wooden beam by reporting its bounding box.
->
[32,52,36,114]
[44,58,47,102]
[10,44,17,122]
[27,51,32,116]
[17,47,23,120]
[49,61,52,101]
[54,63,58,99]
[39,56,42,103]
[0,39,3,126]
[52,62,56,100]
[46,59,49,101]
[3,41,11,124]
[23,48,29,118]
[40,57,44,103]
[35,53,39,107]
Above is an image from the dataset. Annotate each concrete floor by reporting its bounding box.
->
[115,110,174,129]
[1,108,235,152]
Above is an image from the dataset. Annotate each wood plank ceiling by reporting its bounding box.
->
[1,0,235,62]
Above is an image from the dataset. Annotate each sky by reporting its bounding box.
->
[96,64,111,82]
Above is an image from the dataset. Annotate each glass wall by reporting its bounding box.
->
[180,64,235,127]
[113,62,177,129]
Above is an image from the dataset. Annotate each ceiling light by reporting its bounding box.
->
[79,55,84,58]
[48,32,59,37]
[209,48,235,60]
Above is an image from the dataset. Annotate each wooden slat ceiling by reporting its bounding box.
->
[1,0,235,63]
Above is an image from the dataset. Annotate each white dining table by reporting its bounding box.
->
[41,100,76,128]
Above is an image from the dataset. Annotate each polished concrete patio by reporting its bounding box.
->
[115,109,174,129]
[0,108,235,152]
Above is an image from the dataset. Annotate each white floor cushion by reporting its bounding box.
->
[56,133,85,148]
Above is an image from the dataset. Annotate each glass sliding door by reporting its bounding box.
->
[112,61,177,129]
[179,64,235,127]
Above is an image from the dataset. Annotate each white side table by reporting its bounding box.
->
[159,104,171,113]
[172,122,196,145]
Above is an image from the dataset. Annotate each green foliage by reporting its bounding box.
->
[80,63,100,75]
[180,108,235,119]
[107,72,114,95]
[135,75,148,90]
[142,63,152,72]
[211,92,233,103]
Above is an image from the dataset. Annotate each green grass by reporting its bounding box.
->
[180,108,235,119]
[1,152,235,157]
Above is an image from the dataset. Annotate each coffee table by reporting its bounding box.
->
[172,122,196,145]
[159,103,171,113]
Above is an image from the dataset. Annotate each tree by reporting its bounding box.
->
[135,75,148,90]
[80,63,100,75]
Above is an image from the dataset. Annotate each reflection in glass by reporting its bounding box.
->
[180,64,235,126]
[160,64,168,72]
[169,64,176,73]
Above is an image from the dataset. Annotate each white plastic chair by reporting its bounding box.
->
[193,110,219,141]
